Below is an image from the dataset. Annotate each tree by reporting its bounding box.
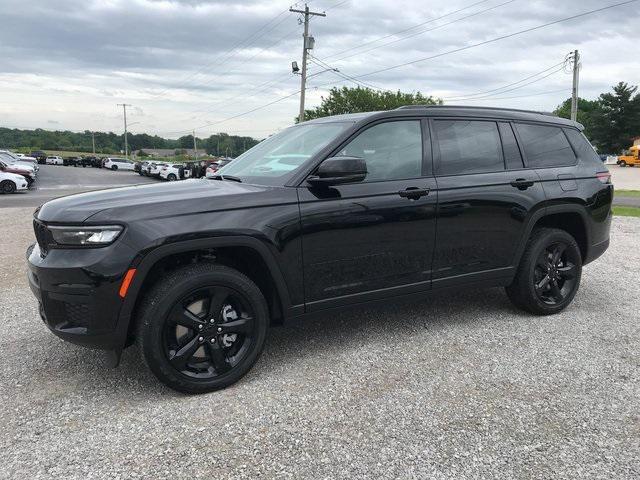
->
[299,86,442,122]
[554,82,640,153]
[553,97,601,140]
[593,82,640,153]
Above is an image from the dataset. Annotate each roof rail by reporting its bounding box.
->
[395,104,557,117]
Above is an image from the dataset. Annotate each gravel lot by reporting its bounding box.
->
[1,206,638,479]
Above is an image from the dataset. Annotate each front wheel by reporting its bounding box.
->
[506,228,582,315]
[137,264,269,394]
[1,180,16,194]
[619,160,627,167]
[111,165,118,171]
[167,173,177,181]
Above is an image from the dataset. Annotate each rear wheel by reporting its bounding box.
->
[0,180,16,194]
[137,264,269,394]
[167,173,177,181]
[506,228,582,315]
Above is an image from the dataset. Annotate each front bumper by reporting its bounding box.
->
[27,241,134,351]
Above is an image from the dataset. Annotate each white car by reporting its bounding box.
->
[0,170,29,193]
[159,163,190,181]
[104,157,135,171]
[46,156,64,165]
[148,162,169,177]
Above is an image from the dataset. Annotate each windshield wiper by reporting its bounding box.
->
[212,174,242,183]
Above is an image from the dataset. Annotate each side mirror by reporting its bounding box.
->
[308,156,367,186]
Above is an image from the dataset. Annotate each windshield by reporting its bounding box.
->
[216,122,351,186]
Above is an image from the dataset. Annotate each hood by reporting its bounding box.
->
[11,162,34,171]
[0,171,26,183]
[36,178,292,223]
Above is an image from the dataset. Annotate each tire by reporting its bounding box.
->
[167,173,177,181]
[619,161,627,167]
[506,227,582,315]
[0,180,16,194]
[136,264,269,394]
[111,165,118,171]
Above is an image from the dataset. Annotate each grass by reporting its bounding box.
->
[612,206,640,217]
[615,190,640,197]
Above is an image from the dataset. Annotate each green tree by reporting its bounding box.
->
[554,82,640,153]
[553,97,601,142]
[300,86,442,122]
[593,82,640,153]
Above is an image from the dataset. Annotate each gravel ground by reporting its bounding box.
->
[1,207,638,479]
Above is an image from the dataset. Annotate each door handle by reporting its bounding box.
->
[398,187,430,200]
[510,178,535,190]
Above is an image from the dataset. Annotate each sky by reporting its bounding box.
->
[0,0,638,139]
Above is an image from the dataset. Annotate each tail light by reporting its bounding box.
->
[596,172,611,184]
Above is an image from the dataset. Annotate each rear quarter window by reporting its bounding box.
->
[515,123,576,168]
[563,128,601,165]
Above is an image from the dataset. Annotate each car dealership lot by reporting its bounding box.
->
[0,163,157,208]
[1,205,638,478]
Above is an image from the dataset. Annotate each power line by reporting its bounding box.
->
[351,0,638,80]
[145,2,310,100]
[308,55,384,90]
[167,1,638,139]
[331,0,517,63]
[450,88,568,102]
[443,61,567,100]
[324,0,492,61]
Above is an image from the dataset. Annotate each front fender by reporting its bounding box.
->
[112,235,298,352]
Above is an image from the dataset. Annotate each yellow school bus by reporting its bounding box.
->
[618,145,640,167]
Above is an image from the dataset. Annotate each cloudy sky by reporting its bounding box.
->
[0,0,638,139]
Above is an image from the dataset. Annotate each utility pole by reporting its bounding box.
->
[117,103,132,158]
[91,131,96,155]
[290,4,325,123]
[570,50,580,122]
[192,129,198,161]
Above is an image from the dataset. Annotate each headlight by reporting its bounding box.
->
[49,225,123,246]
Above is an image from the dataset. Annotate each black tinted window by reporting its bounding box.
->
[434,120,503,175]
[564,128,600,163]
[339,120,422,182]
[515,123,576,167]
[498,122,523,170]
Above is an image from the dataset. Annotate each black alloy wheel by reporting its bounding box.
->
[533,241,579,306]
[163,286,255,379]
[506,228,582,315]
[137,264,268,393]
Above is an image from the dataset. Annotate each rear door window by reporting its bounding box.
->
[433,120,503,176]
[515,123,576,167]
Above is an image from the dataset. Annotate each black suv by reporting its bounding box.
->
[27,106,613,393]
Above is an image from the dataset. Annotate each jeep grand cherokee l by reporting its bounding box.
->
[27,106,612,394]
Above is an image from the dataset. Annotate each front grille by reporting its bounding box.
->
[33,219,50,255]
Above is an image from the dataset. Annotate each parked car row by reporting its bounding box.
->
[132,158,235,181]
[0,150,38,193]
